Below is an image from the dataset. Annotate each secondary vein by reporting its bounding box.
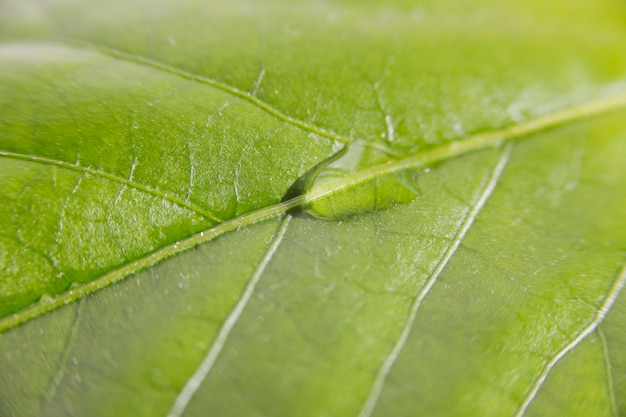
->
[357,143,512,417]
[40,299,84,411]
[514,259,626,417]
[0,151,222,223]
[166,216,291,417]
[597,327,619,417]
[58,37,354,145]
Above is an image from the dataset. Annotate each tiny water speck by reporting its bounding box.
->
[40,294,54,304]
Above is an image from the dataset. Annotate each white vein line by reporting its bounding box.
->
[514,260,626,417]
[384,114,395,142]
[597,327,619,417]
[251,68,266,96]
[166,216,291,417]
[358,143,513,417]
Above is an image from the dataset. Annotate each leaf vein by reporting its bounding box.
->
[0,196,303,333]
[166,216,291,417]
[514,259,626,417]
[306,93,626,204]
[357,143,513,417]
[0,151,222,223]
[2,92,626,332]
[40,299,84,410]
[598,327,619,417]
[58,38,353,145]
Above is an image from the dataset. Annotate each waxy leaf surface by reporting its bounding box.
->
[1,1,626,416]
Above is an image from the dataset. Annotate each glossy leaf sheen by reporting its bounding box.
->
[1,1,626,416]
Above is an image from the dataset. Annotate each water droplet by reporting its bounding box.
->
[40,294,54,304]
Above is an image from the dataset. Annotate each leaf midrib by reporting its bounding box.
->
[304,93,626,204]
[1,51,626,333]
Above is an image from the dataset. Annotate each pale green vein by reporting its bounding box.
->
[304,92,626,205]
[357,143,512,417]
[0,151,222,223]
[597,327,619,417]
[40,298,84,412]
[514,260,626,417]
[0,196,304,333]
[167,216,291,417]
[59,37,355,146]
[1,91,626,333]
[0,231,56,270]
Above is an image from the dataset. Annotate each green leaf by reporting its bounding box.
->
[1,1,626,416]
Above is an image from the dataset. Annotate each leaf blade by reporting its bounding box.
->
[1,1,626,416]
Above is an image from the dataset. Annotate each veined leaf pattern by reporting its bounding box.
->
[1,1,626,416]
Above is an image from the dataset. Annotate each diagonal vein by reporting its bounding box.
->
[597,327,619,417]
[40,299,84,411]
[166,216,291,417]
[0,150,222,223]
[58,38,354,145]
[514,259,626,417]
[0,195,303,333]
[357,143,513,417]
[1,91,625,332]
[306,93,626,204]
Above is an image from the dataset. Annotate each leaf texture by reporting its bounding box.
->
[1,1,626,416]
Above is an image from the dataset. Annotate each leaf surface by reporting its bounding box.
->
[1,1,626,416]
